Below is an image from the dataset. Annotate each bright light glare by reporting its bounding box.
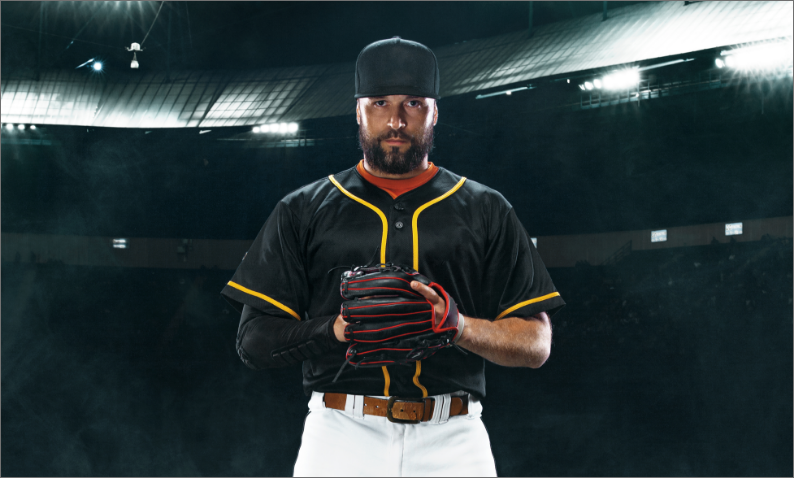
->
[593,79,602,89]
[5,124,13,131]
[288,123,299,133]
[17,124,25,130]
[584,81,594,90]
[93,62,103,71]
[252,126,260,133]
[603,69,639,90]
[715,58,725,68]
[30,124,37,130]
[578,84,585,91]
[651,230,667,243]
[278,123,288,133]
[261,124,271,133]
[725,223,743,236]
[722,41,794,71]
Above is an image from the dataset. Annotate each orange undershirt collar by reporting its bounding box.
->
[356,160,439,199]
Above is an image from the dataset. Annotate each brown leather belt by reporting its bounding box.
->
[323,393,469,424]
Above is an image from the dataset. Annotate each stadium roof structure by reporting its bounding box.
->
[1,1,791,129]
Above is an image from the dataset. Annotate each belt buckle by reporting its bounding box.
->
[386,396,423,424]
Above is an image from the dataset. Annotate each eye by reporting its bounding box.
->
[373,100,387,107]
[407,100,422,107]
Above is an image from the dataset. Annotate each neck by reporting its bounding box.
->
[362,157,429,180]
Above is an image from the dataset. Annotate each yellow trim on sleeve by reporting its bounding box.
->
[329,175,389,264]
[495,292,561,320]
[382,366,391,397]
[226,280,302,321]
[411,177,467,271]
[412,360,429,398]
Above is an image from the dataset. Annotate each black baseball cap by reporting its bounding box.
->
[354,37,440,100]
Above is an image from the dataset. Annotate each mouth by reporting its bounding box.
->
[382,138,408,146]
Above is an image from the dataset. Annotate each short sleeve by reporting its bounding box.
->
[220,201,308,321]
[483,208,566,320]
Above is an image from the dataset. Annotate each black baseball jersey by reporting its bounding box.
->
[221,164,565,399]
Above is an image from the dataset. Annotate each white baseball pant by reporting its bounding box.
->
[293,391,497,477]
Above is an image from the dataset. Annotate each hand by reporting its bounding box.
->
[333,314,348,342]
[410,281,446,326]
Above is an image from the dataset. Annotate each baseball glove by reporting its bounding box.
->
[334,263,465,377]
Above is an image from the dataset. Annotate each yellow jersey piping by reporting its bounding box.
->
[331,174,391,396]
[227,280,301,321]
[411,177,467,270]
[329,174,388,264]
[409,176,466,396]
[412,361,429,398]
[495,292,562,320]
[382,366,391,396]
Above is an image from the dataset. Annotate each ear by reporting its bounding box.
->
[433,102,438,126]
[356,100,361,125]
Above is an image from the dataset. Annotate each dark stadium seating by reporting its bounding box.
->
[2,238,790,476]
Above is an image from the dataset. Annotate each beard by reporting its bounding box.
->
[358,125,434,175]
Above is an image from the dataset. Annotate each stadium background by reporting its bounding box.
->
[2,2,792,476]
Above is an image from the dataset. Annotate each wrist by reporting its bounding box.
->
[453,313,466,344]
[333,314,348,342]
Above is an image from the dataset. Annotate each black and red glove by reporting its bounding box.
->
[337,263,464,368]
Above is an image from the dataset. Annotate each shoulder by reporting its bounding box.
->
[279,165,359,213]
[436,167,513,217]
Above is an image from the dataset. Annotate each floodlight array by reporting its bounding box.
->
[2,123,38,133]
[253,123,299,134]
[716,40,793,72]
[579,68,640,92]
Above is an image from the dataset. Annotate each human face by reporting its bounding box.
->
[357,95,438,176]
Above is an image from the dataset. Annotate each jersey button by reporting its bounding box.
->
[395,221,404,229]
[394,203,405,211]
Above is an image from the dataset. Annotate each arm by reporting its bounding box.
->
[455,312,551,368]
[410,281,552,368]
[236,304,341,370]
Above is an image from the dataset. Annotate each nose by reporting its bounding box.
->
[386,106,407,131]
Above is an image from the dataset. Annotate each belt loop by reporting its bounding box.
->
[429,394,451,424]
[345,394,365,419]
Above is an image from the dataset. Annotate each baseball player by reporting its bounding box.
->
[221,37,565,477]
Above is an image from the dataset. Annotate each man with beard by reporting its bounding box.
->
[221,37,565,476]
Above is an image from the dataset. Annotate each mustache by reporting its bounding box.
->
[378,131,412,142]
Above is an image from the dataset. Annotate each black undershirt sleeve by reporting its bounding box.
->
[236,304,343,370]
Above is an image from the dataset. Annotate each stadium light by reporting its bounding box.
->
[715,58,725,68]
[721,40,794,71]
[5,124,14,131]
[92,61,103,72]
[651,229,667,243]
[593,79,602,89]
[252,126,261,133]
[29,125,37,130]
[584,81,594,90]
[725,222,743,236]
[602,69,640,90]
[112,238,128,249]
[288,122,299,133]
[17,124,25,130]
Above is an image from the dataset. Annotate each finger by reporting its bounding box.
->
[410,281,441,304]
[411,281,446,326]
